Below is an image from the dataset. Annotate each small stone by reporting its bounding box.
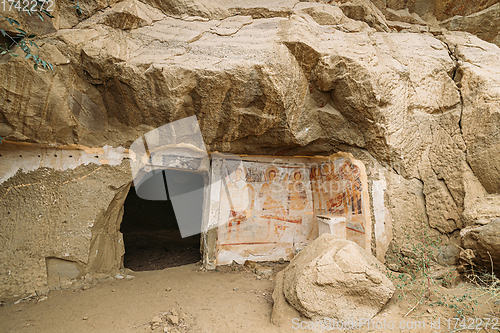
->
[476,218,491,225]
[233,287,238,291]
[166,287,171,292]
[83,286,90,290]
[170,309,178,316]
[163,327,169,333]
[83,274,93,284]
[83,316,89,320]
[125,275,135,280]
[122,268,134,275]
[71,281,84,290]
[255,266,273,277]
[437,245,460,266]
[111,289,115,292]
[427,309,432,313]
[387,263,399,271]
[167,314,179,325]
[151,315,162,329]
[256,276,262,280]
[37,296,47,302]
[244,260,260,269]
[115,274,124,280]
[278,258,285,264]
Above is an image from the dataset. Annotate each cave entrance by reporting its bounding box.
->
[120,170,203,271]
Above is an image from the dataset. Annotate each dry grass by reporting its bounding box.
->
[464,252,500,316]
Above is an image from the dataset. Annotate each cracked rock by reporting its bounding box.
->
[279,234,395,321]
[462,218,500,273]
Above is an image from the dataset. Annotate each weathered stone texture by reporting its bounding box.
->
[462,218,500,273]
[440,3,500,47]
[0,161,131,302]
[442,33,500,194]
[380,0,500,22]
[281,234,394,321]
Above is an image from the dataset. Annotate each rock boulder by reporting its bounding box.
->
[440,3,500,47]
[462,218,500,273]
[281,234,394,321]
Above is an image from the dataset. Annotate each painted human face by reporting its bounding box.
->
[352,166,359,177]
[269,170,276,181]
[322,163,332,176]
[342,162,352,174]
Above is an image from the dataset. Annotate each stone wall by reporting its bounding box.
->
[0,143,130,303]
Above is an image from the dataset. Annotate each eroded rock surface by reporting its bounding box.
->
[462,218,500,272]
[0,154,131,303]
[281,234,394,321]
[440,3,500,47]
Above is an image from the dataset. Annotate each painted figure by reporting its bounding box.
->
[259,167,283,212]
[259,166,287,238]
[225,164,255,239]
[351,165,363,215]
[310,165,324,211]
[288,170,307,212]
[339,160,363,215]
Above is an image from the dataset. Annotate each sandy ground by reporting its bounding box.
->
[0,263,279,333]
[0,263,499,333]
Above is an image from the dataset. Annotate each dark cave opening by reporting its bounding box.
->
[120,171,202,271]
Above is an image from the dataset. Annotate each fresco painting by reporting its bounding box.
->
[215,155,369,264]
[217,160,315,263]
[311,157,367,248]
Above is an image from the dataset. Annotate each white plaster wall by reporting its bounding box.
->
[373,177,393,262]
[0,145,127,185]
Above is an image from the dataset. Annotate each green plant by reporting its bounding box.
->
[0,1,54,70]
[431,293,478,317]
[386,215,479,318]
[70,0,82,16]
[386,215,441,316]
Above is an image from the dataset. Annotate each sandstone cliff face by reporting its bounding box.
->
[440,3,500,47]
[378,0,499,22]
[370,0,500,48]
[0,0,499,303]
